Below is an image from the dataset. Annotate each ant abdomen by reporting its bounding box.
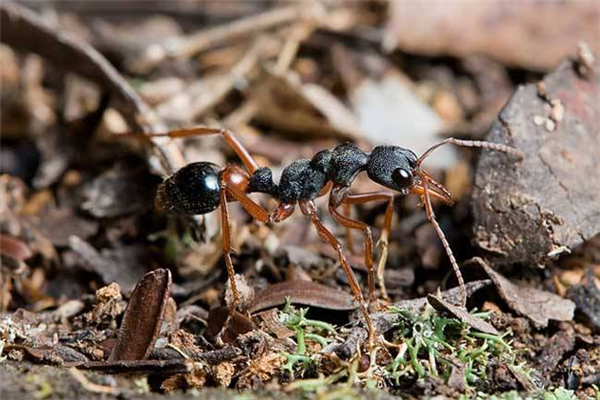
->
[156,162,221,215]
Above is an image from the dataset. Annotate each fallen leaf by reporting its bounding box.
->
[0,234,33,261]
[384,1,600,71]
[427,294,499,335]
[248,280,358,314]
[109,269,172,361]
[205,306,255,344]
[480,260,575,328]
[252,71,361,141]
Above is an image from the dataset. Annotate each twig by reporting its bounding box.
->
[0,2,184,175]
[69,368,120,395]
[157,4,324,60]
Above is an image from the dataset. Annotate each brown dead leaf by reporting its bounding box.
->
[384,1,600,71]
[205,306,255,344]
[479,259,575,328]
[109,269,172,361]
[248,280,358,314]
[427,294,499,335]
[36,207,98,247]
[255,308,295,340]
[0,234,33,261]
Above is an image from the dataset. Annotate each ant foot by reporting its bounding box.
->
[375,238,390,301]
[368,296,389,312]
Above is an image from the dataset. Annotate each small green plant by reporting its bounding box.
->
[467,387,579,400]
[384,305,517,391]
[542,387,578,400]
[279,300,337,378]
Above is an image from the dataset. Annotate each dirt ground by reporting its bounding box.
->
[1,2,599,399]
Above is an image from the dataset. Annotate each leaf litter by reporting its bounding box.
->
[1,2,599,399]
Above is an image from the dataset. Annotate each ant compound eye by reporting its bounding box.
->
[392,168,413,187]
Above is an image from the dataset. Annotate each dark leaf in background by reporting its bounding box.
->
[568,268,600,330]
[385,1,600,71]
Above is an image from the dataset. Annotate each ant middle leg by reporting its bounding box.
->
[329,187,395,301]
[298,199,376,344]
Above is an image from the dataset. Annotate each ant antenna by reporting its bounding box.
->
[420,173,467,307]
[416,138,524,168]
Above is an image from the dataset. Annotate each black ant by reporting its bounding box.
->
[148,126,522,342]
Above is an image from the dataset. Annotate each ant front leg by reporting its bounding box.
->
[299,199,377,345]
[419,175,466,307]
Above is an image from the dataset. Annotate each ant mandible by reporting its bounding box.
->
[150,126,523,342]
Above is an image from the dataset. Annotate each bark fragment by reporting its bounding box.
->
[472,58,600,265]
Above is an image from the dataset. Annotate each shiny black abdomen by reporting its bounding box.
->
[157,162,221,215]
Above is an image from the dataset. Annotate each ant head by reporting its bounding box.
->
[366,146,418,195]
[366,145,454,204]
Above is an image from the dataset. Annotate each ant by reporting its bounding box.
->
[149,126,522,343]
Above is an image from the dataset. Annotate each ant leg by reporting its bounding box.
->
[220,165,271,224]
[416,137,523,167]
[136,126,260,173]
[419,175,467,307]
[332,190,395,301]
[328,195,375,302]
[299,199,376,344]
[219,187,239,319]
[343,203,357,255]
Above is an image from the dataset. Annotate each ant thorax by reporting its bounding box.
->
[248,142,371,203]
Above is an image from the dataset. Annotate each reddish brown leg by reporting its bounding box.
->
[216,169,274,342]
[219,187,239,318]
[343,203,356,255]
[328,187,375,302]
[218,165,272,307]
[299,199,376,343]
[331,189,395,301]
[420,175,466,307]
[144,126,260,173]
